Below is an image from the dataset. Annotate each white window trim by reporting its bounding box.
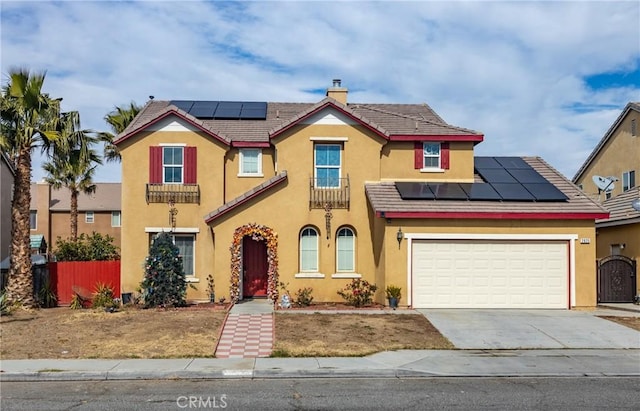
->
[336,227,355,273]
[314,144,342,188]
[294,273,326,279]
[111,211,121,227]
[162,146,184,184]
[310,136,348,142]
[85,211,94,224]
[300,227,319,272]
[422,142,441,170]
[420,167,445,173]
[238,148,263,177]
[331,273,362,279]
[145,227,200,233]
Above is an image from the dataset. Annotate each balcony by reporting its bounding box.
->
[146,184,200,204]
[309,175,350,210]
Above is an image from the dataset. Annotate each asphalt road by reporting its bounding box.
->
[2,377,639,410]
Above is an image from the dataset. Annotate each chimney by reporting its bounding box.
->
[326,78,348,104]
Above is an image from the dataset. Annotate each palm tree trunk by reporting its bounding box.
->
[6,148,36,307]
[70,190,79,241]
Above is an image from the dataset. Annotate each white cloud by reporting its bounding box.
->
[1,0,638,182]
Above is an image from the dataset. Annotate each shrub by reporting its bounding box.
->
[385,285,402,300]
[140,232,187,308]
[54,232,120,261]
[38,279,58,308]
[69,293,83,310]
[294,287,314,307]
[337,279,378,307]
[206,274,215,302]
[92,282,116,309]
[0,292,12,315]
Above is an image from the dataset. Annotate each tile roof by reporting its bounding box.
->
[117,98,482,145]
[204,171,288,223]
[596,186,640,227]
[365,157,608,219]
[31,183,121,211]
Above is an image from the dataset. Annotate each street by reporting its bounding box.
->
[1,377,639,410]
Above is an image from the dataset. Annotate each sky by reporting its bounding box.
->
[1,0,639,184]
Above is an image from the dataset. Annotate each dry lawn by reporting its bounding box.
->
[273,313,453,357]
[599,316,640,331]
[0,306,226,359]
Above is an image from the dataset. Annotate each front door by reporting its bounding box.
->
[598,255,637,303]
[242,236,268,298]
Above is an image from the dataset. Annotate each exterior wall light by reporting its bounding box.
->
[396,227,403,247]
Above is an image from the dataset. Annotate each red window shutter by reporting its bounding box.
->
[414,142,423,169]
[149,146,162,183]
[441,142,450,169]
[184,146,197,184]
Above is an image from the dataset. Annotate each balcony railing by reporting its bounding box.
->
[309,175,350,210]
[146,184,200,204]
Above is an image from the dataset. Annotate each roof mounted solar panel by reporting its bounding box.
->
[523,183,568,201]
[495,157,532,170]
[474,157,503,169]
[491,183,536,201]
[428,183,468,200]
[189,101,219,118]
[476,168,518,184]
[214,102,242,119]
[395,182,435,199]
[170,100,194,112]
[508,168,549,184]
[459,183,502,200]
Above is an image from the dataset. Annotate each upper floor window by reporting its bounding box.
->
[414,142,450,170]
[85,211,94,223]
[239,148,262,176]
[423,143,441,168]
[163,146,183,183]
[111,211,121,227]
[336,227,355,272]
[300,227,319,272]
[149,146,197,185]
[622,170,636,192]
[632,118,637,137]
[30,210,37,230]
[315,144,341,188]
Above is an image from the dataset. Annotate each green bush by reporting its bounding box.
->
[294,287,314,307]
[337,279,378,307]
[54,232,120,261]
[92,282,116,309]
[38,279,58,308]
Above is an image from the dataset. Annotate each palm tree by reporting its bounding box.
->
[0,68,61,307]
[99,102,141,163]
[44,111,102,240]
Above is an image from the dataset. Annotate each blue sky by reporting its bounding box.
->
[1,0,639,183]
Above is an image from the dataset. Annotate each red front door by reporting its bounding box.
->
[242,236,268,297]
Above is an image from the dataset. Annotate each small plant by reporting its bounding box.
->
[69,293,83,310]
[206,274,215,302]
[38,279,58,308]
[0,292,12,315]
[385,285,402,300]
[219,297,226,304]
[294,287,314,307]
[337,279,378,308]
[92,282,116,309]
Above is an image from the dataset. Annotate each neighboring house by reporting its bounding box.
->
[30,182,122,254]
[115,80,607,309]
[0,152,15,262]
[572,102,640,301]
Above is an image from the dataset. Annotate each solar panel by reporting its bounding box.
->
[395,182,435,199]
[476,168,518,184]
[242,102,267,110]
[189,101,219,118]
[240,108,267,119]
[459,183,503,200]
[491,183,536,201]
[495,157,532,170]
[428,183,468,200]
[523,183,568,201]
[214,102,242,119]
[508,168,549,184]
[474,157,503,169]
[170,100,194,112]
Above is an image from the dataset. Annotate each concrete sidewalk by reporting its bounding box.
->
[1,349,639,381]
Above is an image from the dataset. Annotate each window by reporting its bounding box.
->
[314,144,341,188]
[85,211,94,223]
[605,191,612,200]
[111,211,121,227]
[174,235,195,276]
[622,170,636,192]
[336,227,355,272]
[239,149,262,176]
[30,210,37,230]
[632,119,637,137]
[163,146,183,183]
[300,227,319,271]
[423,142,441,168]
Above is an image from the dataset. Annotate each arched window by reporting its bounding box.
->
[300,227,319,271]
[336,227,355,272]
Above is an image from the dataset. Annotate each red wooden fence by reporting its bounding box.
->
[49,261,121,306]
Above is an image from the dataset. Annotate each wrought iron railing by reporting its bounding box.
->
[309,175,350,210]
[146,184,200,204]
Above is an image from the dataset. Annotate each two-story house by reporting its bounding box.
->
[115,80,607,309]
[572,102,639,302]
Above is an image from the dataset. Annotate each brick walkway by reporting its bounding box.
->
[215,313,274,358]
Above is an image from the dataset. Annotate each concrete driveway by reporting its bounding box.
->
[418,309,640,349]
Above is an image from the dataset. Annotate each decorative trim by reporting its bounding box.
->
[145,227,200,233]
[159,143,187,146]
[237,173,264,178]
[294,273,326,279]
[232,141,270,148]
[185,277,200,283]
[310,136,349,142]
[376,211,610,220]
[420,168,445,173]
[331,273,362,279]
[229,223,278,304]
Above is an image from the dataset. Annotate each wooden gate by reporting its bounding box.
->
[597,255,636,303]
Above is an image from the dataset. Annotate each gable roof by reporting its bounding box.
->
[572,102,640,182]
[596,186,640,228]
[366,157,608,220]
[115,98,483,146]
[31,183,121,211]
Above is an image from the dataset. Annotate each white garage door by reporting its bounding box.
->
[412,240,568,309]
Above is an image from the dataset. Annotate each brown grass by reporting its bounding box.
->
[273,313,453,357]
[599,316,640,331]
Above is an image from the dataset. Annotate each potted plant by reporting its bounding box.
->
[385,285,402,310]
[206,274,215,303]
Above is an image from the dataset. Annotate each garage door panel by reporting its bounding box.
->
[412,240,568,309]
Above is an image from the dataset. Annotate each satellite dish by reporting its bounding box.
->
[632,198,640,212]
[592,175,617,192]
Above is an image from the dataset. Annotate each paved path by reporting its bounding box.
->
[215,299,274,358]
